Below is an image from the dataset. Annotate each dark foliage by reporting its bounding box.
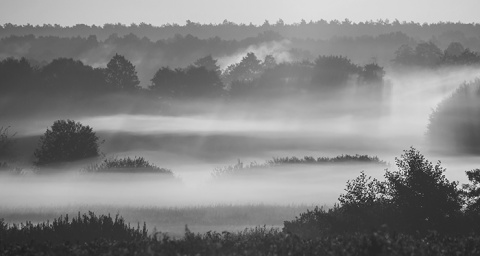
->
[84,156,174,175]
[359,63,385,85]
[194,55,221,74]
[464,169,480,214]
[222,52,263,85]
[270,155,387,165]
[230,61,314,98]
[0,57,36,93]
[150,65,225,99]
[384,147,463,232]
[104,53,140,91]
[0,212,147,245]
[427,80,480,154]
[311,55,361,89]
[284,147,467,237]
[212,155,387,178]
[39,58,107,95]
[0,126,16,161]
[34,120,101,166]
[2,217,480,255]
[394,41,480,67]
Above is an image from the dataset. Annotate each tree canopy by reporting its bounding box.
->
[34,120,101,166]
[105,53,140,91]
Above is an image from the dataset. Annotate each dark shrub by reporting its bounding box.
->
[85,156,173,175]
[34,120,101,166]
[284,147,465,237]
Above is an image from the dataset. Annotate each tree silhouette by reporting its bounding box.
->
[39,58,105,94]
[262,54,277,70]
[34,120,101,166]
[194,55,221,75]
[393,44,416,65]
[383,147,463,231]
[222,52,262,85]
[182,66,225,98]
[105,53,140,91]
[360,63,385,84]
[464,169,480,214]
[149,67,182,98]
[444,42,465,57]
[414,41,443,66]
[150,66,224,99]
[0,57,35,93]
[311,55,360,89]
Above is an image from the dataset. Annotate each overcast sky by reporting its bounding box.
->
[1,0,479,26]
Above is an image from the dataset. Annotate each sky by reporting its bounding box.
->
[1,0,479,26]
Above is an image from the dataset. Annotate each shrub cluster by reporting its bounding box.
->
[212,155,386,178]
[84,156,174,175]
[270,155,387,165]
[284,147,480,238]
[34,120,101,166]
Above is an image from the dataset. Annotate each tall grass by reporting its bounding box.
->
[0,211,148,245]
[2,213,480,255]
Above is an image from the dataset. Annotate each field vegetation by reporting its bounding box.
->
[1,147,479,255]
[212,155,387,178]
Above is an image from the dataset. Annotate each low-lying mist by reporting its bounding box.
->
[2,66,479,212]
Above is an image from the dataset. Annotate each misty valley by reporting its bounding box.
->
[1,20,480,255]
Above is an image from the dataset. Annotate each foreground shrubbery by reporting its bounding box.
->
[2,216,480,255]
[284,147,480,238]
[0,212,148,245]
[212,154,386,178]
[2,148,480,255]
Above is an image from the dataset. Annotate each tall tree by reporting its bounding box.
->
[194,55,221,75]
[104,54,140,91]
[222,52,262,85]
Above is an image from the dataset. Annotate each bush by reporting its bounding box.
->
[34,120,101,166]
[84,156,174,175]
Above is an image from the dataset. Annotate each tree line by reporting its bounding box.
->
[0,52,386,100]
[2,20,480,41]
[1,30,479,83]
[394,41,480,67]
